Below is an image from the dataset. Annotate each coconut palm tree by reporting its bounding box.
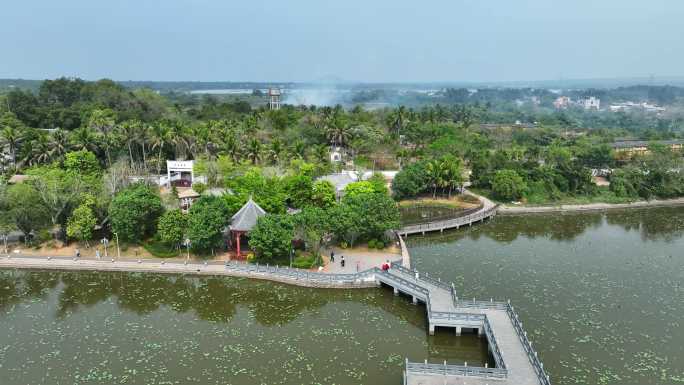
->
[137,123,151,170]
[246,138,262,165]
[267,139,283,165]
[222,133,241,163]
[150,122,170,175]
[25,132,53,166]
[118,119,140,167]
[70,126,100,154]
[0,125,22,168]
[50,129,70,161]
[87,109,116,166]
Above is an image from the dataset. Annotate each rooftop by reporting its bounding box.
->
[230,198,267,232]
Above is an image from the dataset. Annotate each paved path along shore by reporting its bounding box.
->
[499,196,684,214]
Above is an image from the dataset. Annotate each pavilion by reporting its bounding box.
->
[229,198,266,256]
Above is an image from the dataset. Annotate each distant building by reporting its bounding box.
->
[609,102,665,113]
[268,88,281,110]
[611,139,684,157]
[577,97,600,110]
[553,96,571,109]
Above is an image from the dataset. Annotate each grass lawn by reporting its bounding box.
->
[472,187,639,206]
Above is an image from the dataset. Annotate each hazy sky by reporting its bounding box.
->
[2,0,682,83]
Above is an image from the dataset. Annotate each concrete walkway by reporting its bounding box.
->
[322,247,401,273]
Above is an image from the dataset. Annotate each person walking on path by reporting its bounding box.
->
[356,260,360,272]
[340,256,345,268]
[95,249,100,259]
[330,250,335,263]
[75,248,80,259]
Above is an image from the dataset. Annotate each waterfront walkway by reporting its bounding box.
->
[399,190,499,236]
[0,254,550,385]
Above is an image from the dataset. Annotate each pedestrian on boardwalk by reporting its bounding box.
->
[95,249,100,259]
[75,248,80,258]
[330,250,335,263]
[385,259,391,270]
[340,256,345,268]
[356,260,360,272]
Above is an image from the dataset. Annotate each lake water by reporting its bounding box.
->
[0,271,488,385]
[1,207,682,384]
[407,207,684,385]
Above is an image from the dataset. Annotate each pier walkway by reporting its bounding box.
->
[399,190,499,236]
[0,255,550,385]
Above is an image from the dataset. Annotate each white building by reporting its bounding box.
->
[578,97,600,110]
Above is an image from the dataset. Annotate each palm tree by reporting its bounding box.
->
[311,144,329,164]
[87,109,116,166]
[222,133,241,163]
[26,132,53,166]
[0,125,22,168]
[425,160,440,198]
[268,139,283,165]
[167,121,188,160]
[390,105,408,136]
[70,126,100,154]
[326,121,352,148]
[50,129,69,161]
[137,123,151,170]
[290,140,306,160]
[118,120,140,166]
[150,122,169,175]
[246,138,262,165]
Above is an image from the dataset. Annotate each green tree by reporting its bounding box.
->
[283,174,313,208]
[66,195,97,247]
[187,196,231,253]
[341,192,400,241]
[249,214,294,263]
[343,181,376,198]
[6,183,50,243]
[109,183,163,242]
[391,161,431,199]
[311,180,336,208]
[158,209,188,248]
[64,150,100,175]
[293,207,332,261]
[492,169,527,201]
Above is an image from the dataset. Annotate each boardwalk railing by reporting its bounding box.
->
[507,304,552,385]
[405,359,508,379]
[399,205,499,236]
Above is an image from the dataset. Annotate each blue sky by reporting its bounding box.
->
[2,0,682,82]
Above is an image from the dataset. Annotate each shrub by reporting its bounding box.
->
[292,254,317,269]
[143,238,180,258]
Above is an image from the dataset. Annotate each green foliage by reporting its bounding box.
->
[192,182,207,194]
[187,196,231,253]
[6,183,50,241]
[311,180,336,208]
[293,206,332,258]
[492,169,527,201]
[109,183,163,242]
[66,194,97,245]
[157,209,187,248]
[341,191,400,242]
[343,181,376,198]
[143,238,181,258]
[392,161,432,199]
[249,214,294,263]
[283,174,313,209]
[291,254,317,269]
[64,150,100,175]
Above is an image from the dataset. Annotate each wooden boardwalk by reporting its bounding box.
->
[0,255,551,385]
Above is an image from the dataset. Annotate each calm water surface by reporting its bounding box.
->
[1,207,682,384]
[408,207,684,385]
[0,271,488,385]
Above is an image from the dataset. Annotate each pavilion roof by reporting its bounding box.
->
[230,198,266,232]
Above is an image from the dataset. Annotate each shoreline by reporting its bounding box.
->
[498,197,684,214]
[0,256,380,289]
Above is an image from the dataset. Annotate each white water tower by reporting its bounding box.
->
[268,88,281,110]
